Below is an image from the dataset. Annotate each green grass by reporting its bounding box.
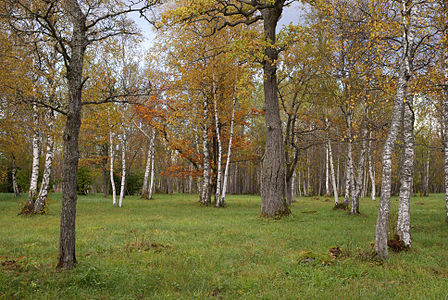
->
[1,193,448,299]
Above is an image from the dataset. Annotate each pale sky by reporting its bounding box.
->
[130,1,304,51]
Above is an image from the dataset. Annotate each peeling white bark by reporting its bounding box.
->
[328,139,339,205]
[148,128,155,200]
[375,0,417,259]
[221,90,236,206]
[119,130,127,207]
[397,95,414,247]
[34,110,55,213]
[28,105,40,204]
[110,130,117,206]
[368,131,376,200]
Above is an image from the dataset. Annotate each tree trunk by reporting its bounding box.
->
[102,144,109,197]
[328,139,339,205]
[141,140,152,196]
[57,0,87,269]
[397,95,415,247]
[213,78,224,207]
[22,104,40,213]
[201,99,211,205]
[119,130,126,207]
[221,88,236,206]
[34,110,55,214]
[148,128,156,199]
[325,144,329,196]
[109,129,117,205]
[12,155,20,197]
[443,40,448,222]
[260,2,289,217]
[344,114,353,209]
[374,0,417,259]
[368,131,376,200]
[351,127,368,215]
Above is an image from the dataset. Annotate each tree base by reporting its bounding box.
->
[333,203,348,210]
[387,235,409,252]
[260,206,291,219]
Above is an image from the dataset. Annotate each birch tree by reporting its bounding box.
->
[375,0,418,259]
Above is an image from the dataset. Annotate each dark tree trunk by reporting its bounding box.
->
[57,0,87,269]
[260,1,289,217]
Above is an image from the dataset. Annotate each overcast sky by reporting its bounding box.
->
[130,2,304,51]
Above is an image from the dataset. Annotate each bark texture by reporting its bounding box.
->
[397,96,414,247]
[374,0,417,259]
[57,0,87,269]
[12,155,20,197]
[260,1,289,217]
[201,99,211,205]
[119,130,126,207]
[34,110,55,213]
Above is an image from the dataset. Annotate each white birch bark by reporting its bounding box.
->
[148,128,155,200]
[328,139,339,205]
[141,141,151,196]
[28,105,40,205]
[221,91,236,206]
[397,95,414,247]
[443,38,448,222]
[12,155,20,197]
[119,130,127,207]
[344,113,354,208]
[213,76,224,207]
[34,110,55,213]
[351,127,368,214]
[110,130,117,206]
[375,0,417,258]
[325,145,329,196]
[368,131,376,200]
[291,171,296,202]
[201,99,211,205]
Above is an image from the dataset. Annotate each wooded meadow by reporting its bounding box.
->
[1,0,448,298]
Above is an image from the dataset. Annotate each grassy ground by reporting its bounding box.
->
[0,192,448,299]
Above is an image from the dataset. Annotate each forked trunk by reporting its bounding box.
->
[351,127,368,215]
[22,105,40,213]
[34,110,55,214]
[374,0,417,259]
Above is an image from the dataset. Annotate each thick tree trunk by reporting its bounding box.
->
[119,130,126,207]
[368,131,376,200]
[57,0,88,270]
[397,95,414,247]
[260,2,289,217]
[374,0,416,259]
[328,139,339,205]
[12,155,20,197]
[34,110,55,214]
[351,127,368,215]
